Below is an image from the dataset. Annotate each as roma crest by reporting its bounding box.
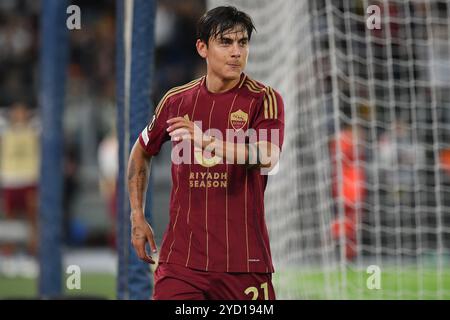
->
[230,109,248,131]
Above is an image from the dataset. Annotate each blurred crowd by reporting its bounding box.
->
[321,0,450,259]
[0,0,205,254]
[0,0,39,108]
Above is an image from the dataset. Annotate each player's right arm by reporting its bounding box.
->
[128,140,157,264]
[128,93,172,263]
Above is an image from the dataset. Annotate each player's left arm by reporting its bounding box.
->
[249,140,281,170]
[166,87,284,170]
[246,87,285,171]
[165,118,280,169]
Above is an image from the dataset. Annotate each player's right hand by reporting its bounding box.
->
[131,213,158,264]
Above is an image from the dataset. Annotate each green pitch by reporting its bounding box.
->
[0,273,116,299]
[273,267,450,299]
[1,268,449,300]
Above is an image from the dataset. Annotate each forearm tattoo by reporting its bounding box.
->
[132,226,145,240]
[128,158,150,206]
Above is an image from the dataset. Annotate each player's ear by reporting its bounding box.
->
[196,39,208,59]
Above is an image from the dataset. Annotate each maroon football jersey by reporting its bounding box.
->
[139,73,284,273]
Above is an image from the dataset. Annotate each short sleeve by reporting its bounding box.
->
[251,87,285,151]
[138,97,171,156]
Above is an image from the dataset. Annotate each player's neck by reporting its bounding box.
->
[205,74,241,93]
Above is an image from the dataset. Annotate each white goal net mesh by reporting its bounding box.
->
[208,0,450,299]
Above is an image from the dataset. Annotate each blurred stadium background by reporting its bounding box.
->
[0,0,205,299]
[0,0,449,299]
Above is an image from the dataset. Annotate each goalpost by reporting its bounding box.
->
[208,0,450,299]
[116,0,156,299]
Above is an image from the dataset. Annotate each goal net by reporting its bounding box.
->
[208,0,450,299]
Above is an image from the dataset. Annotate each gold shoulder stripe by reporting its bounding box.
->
[267,87,276,119]
[248,78,266,91]
[264,94,269,119]
[246,78,264,92]
[238,74,247,88]
[262,87,279,119]
[155,78,202,116]
[269,89,274,119]
[245,78,277,119]
[155,78,202,117]
[245,80,265,95]
[270,87,278,119]
[244,78,258,91]
[245,83,261,94]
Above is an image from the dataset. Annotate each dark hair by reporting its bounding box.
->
[197,6,256,44]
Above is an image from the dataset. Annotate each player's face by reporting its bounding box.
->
[198,26,249,81]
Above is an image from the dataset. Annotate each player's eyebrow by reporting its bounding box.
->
[218,35,249,43]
